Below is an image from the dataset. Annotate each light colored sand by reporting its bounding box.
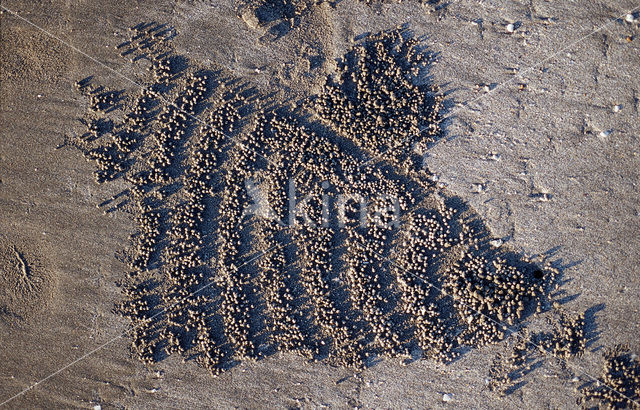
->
[1,0,638,408]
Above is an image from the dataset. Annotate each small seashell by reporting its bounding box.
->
[598,129,612,140]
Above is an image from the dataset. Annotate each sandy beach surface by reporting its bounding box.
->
[1,0,639,408]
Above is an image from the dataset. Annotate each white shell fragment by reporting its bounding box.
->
[598,129,612,140]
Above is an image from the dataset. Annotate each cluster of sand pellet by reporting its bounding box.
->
[580,345,640,409]
[74,23,568,379]
[313,28,442,184]
[392,206,459,362]
[487,308,587,395]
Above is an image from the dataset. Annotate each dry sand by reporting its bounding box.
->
[1,0,639,408]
